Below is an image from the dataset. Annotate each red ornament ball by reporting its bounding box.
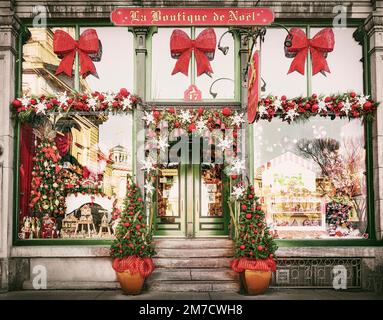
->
[241,204,247,210]
[245,213,252,219]
[222,107,232,117]
[257,245,263,251]
[239,245,246,250]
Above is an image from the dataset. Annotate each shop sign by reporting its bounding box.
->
[111,8,274,26]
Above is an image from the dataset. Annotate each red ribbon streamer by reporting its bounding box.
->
[231,257,277,273]
[286,28,335,75]
[170,28,216,76]
[112,256,155,278]
[53,29,100,78]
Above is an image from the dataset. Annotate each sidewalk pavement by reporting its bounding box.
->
[0,289,382,300]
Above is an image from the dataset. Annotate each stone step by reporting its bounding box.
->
[23,280,120,290]
[154,247,234,258]
[154,238,233,249]
[147,280,240,292]
[150,268,239,281]
[153,257,232,269]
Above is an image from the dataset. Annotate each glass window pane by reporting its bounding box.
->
[19,114,133,240]
[22,27,78,95]
[201,164,224,216]
[152,28,191,100]
[261,28,307,97]
[195,27,235,100]
[253,118,367,239]
[311,28,363,94]
[80,27,134,92]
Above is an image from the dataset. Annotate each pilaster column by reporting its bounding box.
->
[132,27,150,193]
[0,0,20,290]
[365,8,383,240]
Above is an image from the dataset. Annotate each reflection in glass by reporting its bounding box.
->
[201,164,223,216]
[22,27,88,95]
[253,118,367,239]
[157,166,180,217]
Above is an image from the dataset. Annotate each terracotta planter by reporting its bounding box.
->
[241,270,272,295]
[116,271,145,295]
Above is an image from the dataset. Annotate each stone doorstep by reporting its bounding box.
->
[153,257,232,268]
[154,247,234,258]
[149,268,239,281]
[154,238,234,249]
[147,280,240,292]
[23,280,121,290]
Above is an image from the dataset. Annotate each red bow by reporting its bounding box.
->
[53,29,100,78]
[170,28,216,76]
[286,28,335,75]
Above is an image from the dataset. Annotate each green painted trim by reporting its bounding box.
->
[74,25,80,92]
[12,121,21,245]
[234,31,241,102]
[364,32,376,240]
[248,124,254,182]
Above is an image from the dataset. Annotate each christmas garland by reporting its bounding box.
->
[257,92,377,123]
[11,90,377,124]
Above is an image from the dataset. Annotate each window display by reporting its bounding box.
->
[253,118,367,239]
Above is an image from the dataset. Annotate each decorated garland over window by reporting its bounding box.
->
[11,90,377,124]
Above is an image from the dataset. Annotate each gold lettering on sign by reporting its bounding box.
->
[151,10,160,22]
[131,10,146,22]
[213,12,225,21]
[228,10,256,22]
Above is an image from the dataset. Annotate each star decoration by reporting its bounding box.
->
[157,136,169,152]
[122,97,132,110]
[196,119,207,133]
[231,185,245,200]
[57,92,68,107]
[87,97,98,110]
[141,159,155,174]
[144,181,155,195]
[142,111,155,126]
[19,96,30,107]
[229,158,246,175]
[218,137,233,151]
[318,99,328,113]
[35,102,47,115]
[180,110,192,123]
[258,105,268,117]
[284,108,298,121]
[358,94,369,105]
[232,112,245,127]
[105,92,115,106]
[343,98,352,115]
[274,98,283,110]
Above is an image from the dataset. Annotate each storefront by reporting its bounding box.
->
[0,1,383,292]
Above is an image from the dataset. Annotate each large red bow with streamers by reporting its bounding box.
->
[112,256,155,278]
[231,257,277,273]
[55,132,72,157]
[285,28,335,75]
[170,28,216,77]
[53,29,100,78]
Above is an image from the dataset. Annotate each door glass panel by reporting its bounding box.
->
[200,164,223,217]
[157,166,180,217]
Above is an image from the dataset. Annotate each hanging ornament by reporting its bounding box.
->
[53,29,102,78]
[285,28,335,75]
[231,185,245,200]
[170,28,216,77]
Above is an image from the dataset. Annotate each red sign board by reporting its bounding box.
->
[247,51,259,124]
[111,8,274,26]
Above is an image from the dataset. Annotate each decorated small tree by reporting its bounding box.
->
[230,182,278,294]
[110,176,155,294]
[29,121,66,223]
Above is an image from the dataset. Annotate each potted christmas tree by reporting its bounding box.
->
[230,182,278,295]
[110,176,155,295]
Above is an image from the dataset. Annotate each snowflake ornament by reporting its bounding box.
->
[142,111,155,126]
[284,108,298,121]
[229,158,246,175]
[144,181,155,195]
[231,185,245,200]
[218,137,233,151]
[141,158,155,173]
[232,112,245,127]
[35,102,47,115]
[157,136,170,152]
[180,110,192,123]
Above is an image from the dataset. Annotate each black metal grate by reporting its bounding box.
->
[271,258,362,288]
